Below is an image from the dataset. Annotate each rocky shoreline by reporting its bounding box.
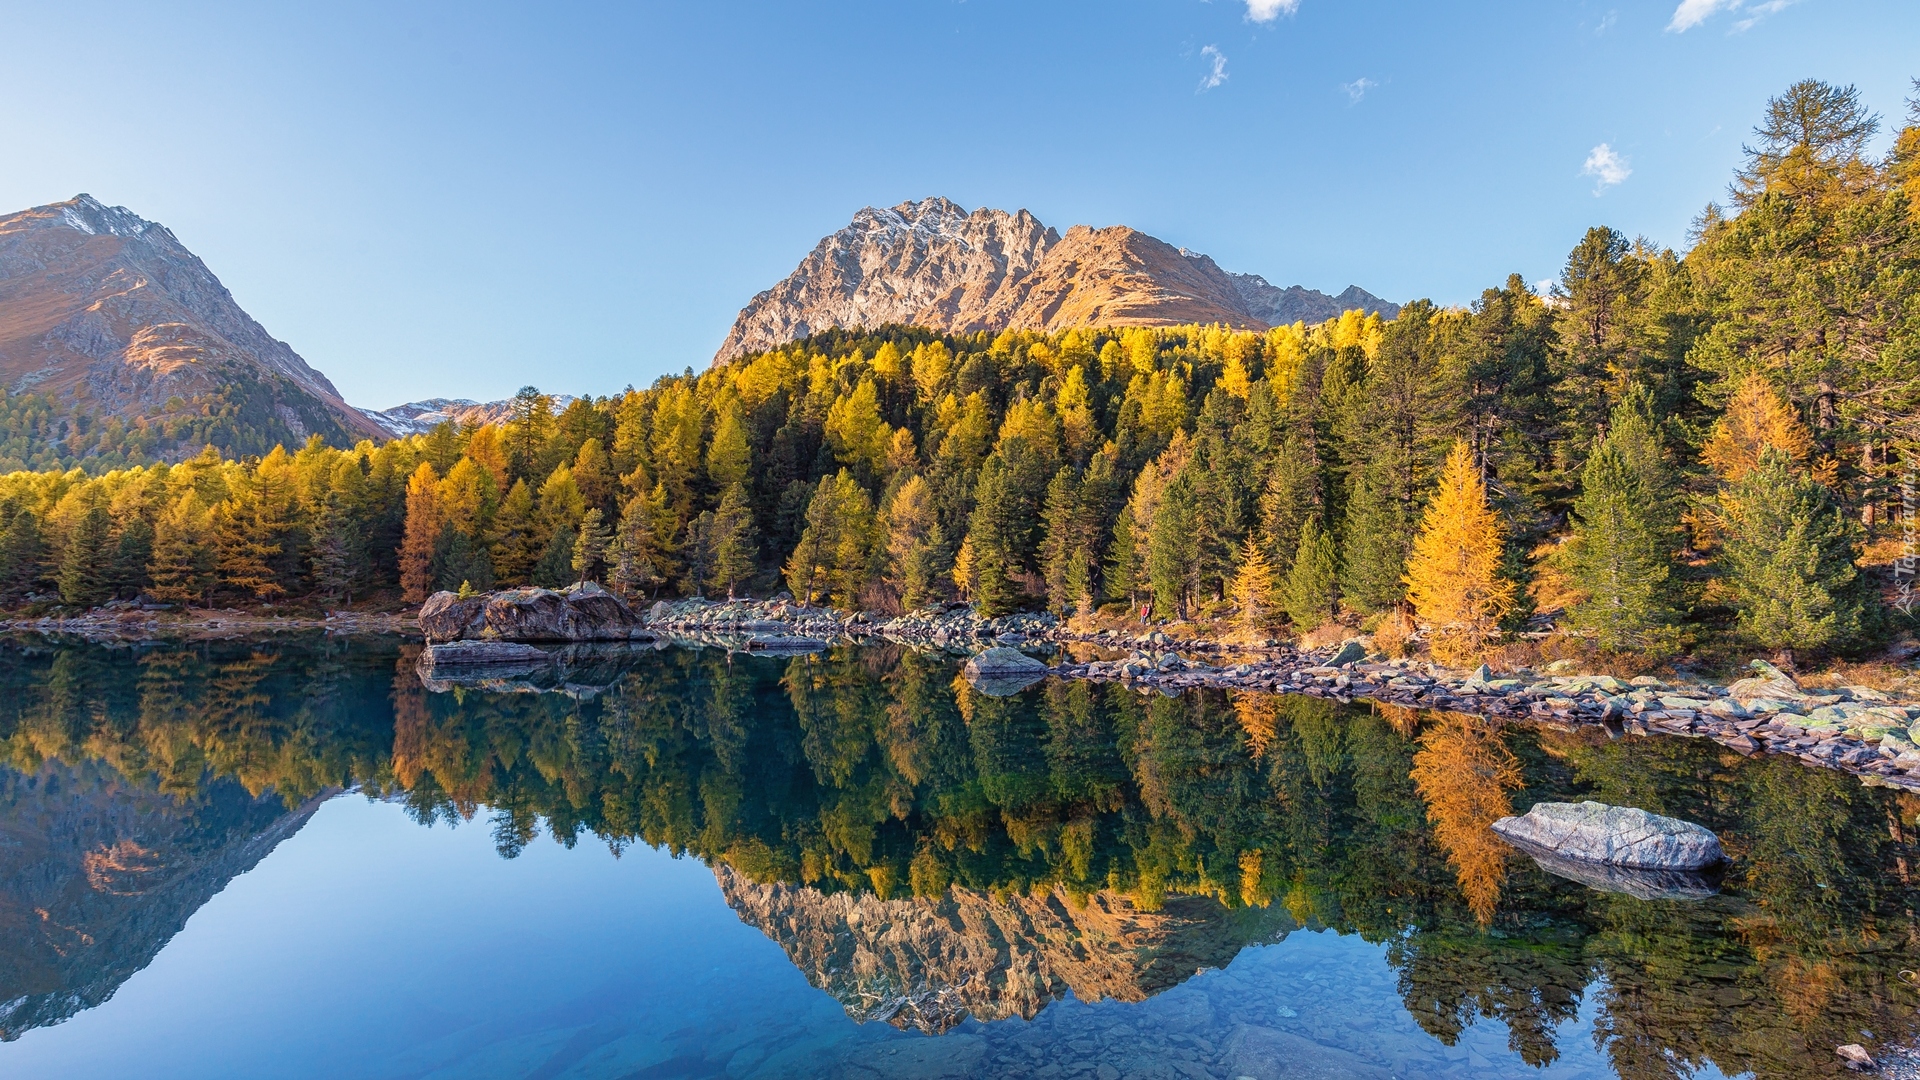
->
[644,597,1920,795]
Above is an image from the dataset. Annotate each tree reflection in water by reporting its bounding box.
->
[0,634,1914,1077]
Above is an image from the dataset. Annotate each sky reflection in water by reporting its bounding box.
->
[0,635,1905,1079]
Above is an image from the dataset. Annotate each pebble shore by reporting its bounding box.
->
[645,597,1920,795]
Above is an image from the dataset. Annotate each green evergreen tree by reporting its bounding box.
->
[571,507,613,584]
[1148,474,1199,618]
[707,483,758,597]
[58,500,112,607]
[1283,516,1339,628]
[1721,449,1870,664]
[533,524,577,587]
[1339,465,1410,614]
[1561,392,1679,650]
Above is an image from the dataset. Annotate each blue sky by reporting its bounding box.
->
[0,1,1913,407]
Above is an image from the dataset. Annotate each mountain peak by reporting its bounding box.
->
[716,199,1398,361]
[0,194,387,456]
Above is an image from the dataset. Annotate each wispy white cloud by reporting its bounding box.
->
[1244,0,1300,23]
[1668,0,1796,32]
[1342,77,1376,104]
[1582,143,1632,194]
[1198,45,1228,92]
[1732,0,1796,31]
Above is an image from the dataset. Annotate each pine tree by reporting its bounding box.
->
[783,471,874,608]
[610,488,671,600]
[571,507,612,583]
[0,505,46,602]
[1283,516,1339,629]
[57,499,112,607]
[1339,464,1411,614]
[707,483,758,598]
[1258,432,1320,574]
[1562,396,1678,650]
[1229,537,1277,638]
[533,524,577,587]
[1404,441,1516,666]
[1039,467,1080,615]
[399,462,442,603]
[109,516,154,599]
[1721,448,1867,664]
[1147,474,1199,619]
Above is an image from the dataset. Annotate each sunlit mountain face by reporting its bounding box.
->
[0,635,1914,1078]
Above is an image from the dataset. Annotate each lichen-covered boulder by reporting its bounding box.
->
[1491,801,1724,871]
[418,582,654,643]
[1726,659,1807,704]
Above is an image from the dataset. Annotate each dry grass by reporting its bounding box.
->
[1369,610,1417,659]
[1299,622,1352,650]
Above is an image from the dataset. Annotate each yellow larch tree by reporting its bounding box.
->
[1404,440,1515,666]
[1702,372,1813,482]
[1410,713,1522,926]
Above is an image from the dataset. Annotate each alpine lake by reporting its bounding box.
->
[0,634,1914,1080]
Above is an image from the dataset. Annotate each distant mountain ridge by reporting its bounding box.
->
[0,194,387,456]
[716,197,1398,362]
[361,395,580,438]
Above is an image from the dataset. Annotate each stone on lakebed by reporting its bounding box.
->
[1491,800,1725,872]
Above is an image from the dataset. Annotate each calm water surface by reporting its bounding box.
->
[0,636,1913,1080]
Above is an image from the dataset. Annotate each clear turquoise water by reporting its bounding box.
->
[0,636,1905,1079]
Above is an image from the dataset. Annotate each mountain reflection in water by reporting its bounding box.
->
[0,634,1914,1079]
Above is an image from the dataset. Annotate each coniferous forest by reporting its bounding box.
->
[2,80,1916,664]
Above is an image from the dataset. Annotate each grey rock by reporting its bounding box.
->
[1517,847,1722,901]
[420,640,553,666]
[745,635,827,653]
[1326,640,1367,667]
[1727,659,1806,704]
[964,647,1049,677]
[418,583,654,643]
[1491,800,1724,871]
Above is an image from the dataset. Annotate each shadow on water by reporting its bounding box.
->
[0,633,1916,1078]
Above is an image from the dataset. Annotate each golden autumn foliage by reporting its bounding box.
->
[1232,691,1281,759]
[1702,373,1813,482]
[1404,441,1516,666]
[1410,713,1522,926]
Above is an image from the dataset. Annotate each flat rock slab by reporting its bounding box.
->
[421,640,554,666]
[963,646,1049,677]
[1491,800,1725,871]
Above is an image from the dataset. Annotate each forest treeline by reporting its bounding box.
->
[0,80,1914,661]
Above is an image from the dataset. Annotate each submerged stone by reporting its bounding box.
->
[1491,800,1725,871]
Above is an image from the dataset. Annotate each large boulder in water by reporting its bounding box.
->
[418,582,654,643]
[1491,801,1724,872]
[963,647,1050,697]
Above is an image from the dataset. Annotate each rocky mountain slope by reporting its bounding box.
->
[0,761,328,1039]
[715,864,1295,1034]
[715,197,1399,362]
[0,194,387,455]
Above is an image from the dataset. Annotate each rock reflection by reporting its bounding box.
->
[0,634,1913,1078]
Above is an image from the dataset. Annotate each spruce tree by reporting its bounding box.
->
[1562,394,1678,650]
[1147,475,1199,618]
[533,524,577,588]
[707,484,758,597]
[1339,464,1411,614]
[1722,448,1868,664]
[1283,516,1339,629]
[58,500,111,607]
